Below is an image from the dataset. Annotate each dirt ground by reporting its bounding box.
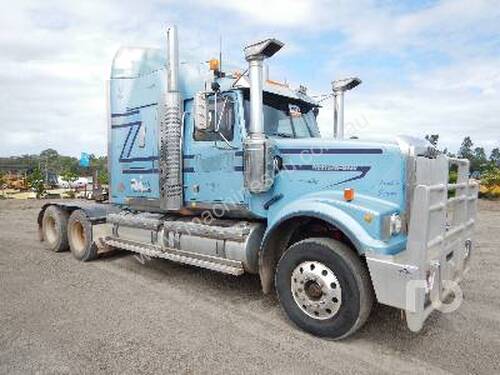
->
[0,199,499,374]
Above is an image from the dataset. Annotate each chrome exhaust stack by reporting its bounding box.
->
[160,25,183,211]
[166,26,179,92]
[332,77,361,139]
[243,38,283,193]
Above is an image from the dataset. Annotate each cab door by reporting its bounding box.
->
[183,91,246,208]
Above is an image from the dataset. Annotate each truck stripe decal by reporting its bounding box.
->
[126,102,158,111]
[115,122,142,161]
[122,168,159,174]
[111,110,139,118]
[111,121,142,129]
[279,148,383,155]
[119,156,158,163]
[127,124,141,157]
[282,165,371,185]
[119,125,134,160]
[183,152,242,159]
[181,166,244,173]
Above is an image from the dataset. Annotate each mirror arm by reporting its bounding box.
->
[214,91,218,132]
[215,131,238,150]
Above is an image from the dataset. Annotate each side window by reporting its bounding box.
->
[291,117,312,138]
[289,104,311,138]
[194,94,234,141]
[262,103,293,137]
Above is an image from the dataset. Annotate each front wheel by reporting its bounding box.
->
[275,238,374,339]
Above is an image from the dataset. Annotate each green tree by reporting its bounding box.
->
[490,148,500,166]
[97,171,109,185]
[458,136,474,160]
[39,149,59,179]
[61,170,78,190]
[39,149,59,160]
[472,147,488,172]
[27,166,46,199]
[56,156,79,175]
[425,134,439,147]
[90,156,108,186]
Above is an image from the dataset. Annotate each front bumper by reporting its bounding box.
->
[365,155,479,332]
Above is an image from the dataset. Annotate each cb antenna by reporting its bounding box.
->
[219,35,223,72]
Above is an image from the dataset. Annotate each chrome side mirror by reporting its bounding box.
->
[194,91,223,133]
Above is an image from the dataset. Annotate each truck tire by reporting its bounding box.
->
[275,238,374,339]
[67,209,98,262]
[42,205,69,252]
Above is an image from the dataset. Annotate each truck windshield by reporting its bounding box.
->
[244,92,320,138]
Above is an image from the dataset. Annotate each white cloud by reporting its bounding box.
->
[0,0,499,157]
[316,55,500,153]
[0,0,157,156]
[204,0,317,27]
[208,0,500,56]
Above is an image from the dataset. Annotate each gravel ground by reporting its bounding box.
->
[0,199,499,374]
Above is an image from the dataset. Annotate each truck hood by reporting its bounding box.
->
[272,135,434,157]
[255,135,408,216]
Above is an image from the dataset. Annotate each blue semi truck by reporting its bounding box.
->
[38,26,479,339]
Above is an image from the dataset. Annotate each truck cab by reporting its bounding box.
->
[38,27,479,339]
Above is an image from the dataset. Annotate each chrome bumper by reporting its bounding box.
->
[366,155,479,332]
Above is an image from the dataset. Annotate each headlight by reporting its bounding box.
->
[383,213,403,239]
[389,213,402,236]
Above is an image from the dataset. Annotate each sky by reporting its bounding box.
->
[1,0,499,157]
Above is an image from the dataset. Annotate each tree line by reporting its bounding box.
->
[0,148,108,186]
[425,135,500,174]
[425,135,500,197]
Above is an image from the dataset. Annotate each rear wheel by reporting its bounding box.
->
[275,238,374,339]
[67,209,98,261]
[42,206,69,252]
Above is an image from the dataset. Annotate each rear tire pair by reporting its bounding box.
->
[42,207,97,261]
[275,238,374,340]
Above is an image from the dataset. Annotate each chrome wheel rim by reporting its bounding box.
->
[291,261,342,320]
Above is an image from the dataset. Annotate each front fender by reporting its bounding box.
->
[258,193,406,294]
[265,191,406,255]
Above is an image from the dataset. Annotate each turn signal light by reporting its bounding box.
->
[344,188,354,201]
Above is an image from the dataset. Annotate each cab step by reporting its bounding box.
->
[103,237,245,276]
